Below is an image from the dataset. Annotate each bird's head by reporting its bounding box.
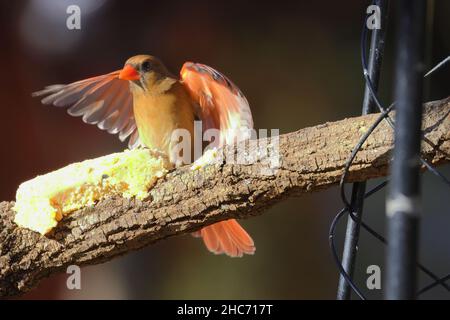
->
[119,55,173,92]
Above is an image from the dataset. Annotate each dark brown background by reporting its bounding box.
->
[0,0,449,299]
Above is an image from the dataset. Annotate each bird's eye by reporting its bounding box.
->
[141,60,152,72]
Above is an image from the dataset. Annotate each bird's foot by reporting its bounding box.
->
[191,148,220,170]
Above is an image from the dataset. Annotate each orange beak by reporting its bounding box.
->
[119,64,140,81]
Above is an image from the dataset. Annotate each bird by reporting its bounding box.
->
[33,55,255,258]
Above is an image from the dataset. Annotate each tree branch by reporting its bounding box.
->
[1,97,449,298]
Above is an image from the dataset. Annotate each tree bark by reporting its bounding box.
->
[1,97,449,298]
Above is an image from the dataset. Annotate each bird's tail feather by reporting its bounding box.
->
[194,219,255,257]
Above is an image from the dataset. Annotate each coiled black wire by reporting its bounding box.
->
[329,2,450,299]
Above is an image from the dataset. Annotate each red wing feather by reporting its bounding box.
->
[32,71,140,149]
[180,62,253,146]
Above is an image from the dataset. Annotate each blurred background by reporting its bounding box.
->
[0,0,449,299]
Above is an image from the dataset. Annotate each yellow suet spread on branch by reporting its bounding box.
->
[13,148,170,235]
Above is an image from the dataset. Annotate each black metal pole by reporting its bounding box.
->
[385,0,426,300]
[337,0,388,300]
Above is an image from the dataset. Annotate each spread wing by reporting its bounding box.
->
[180,62,253,146]
[32,71,141,149]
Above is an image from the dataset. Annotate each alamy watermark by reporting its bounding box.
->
[366,264,381,290]
[169,121,280,176]
[66,5,81,30]
[366,5,381,30]
[66,264,81,290]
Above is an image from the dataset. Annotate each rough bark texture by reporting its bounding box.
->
[1,97,449,298]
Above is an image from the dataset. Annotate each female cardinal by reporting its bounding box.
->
[33,55,255,257]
